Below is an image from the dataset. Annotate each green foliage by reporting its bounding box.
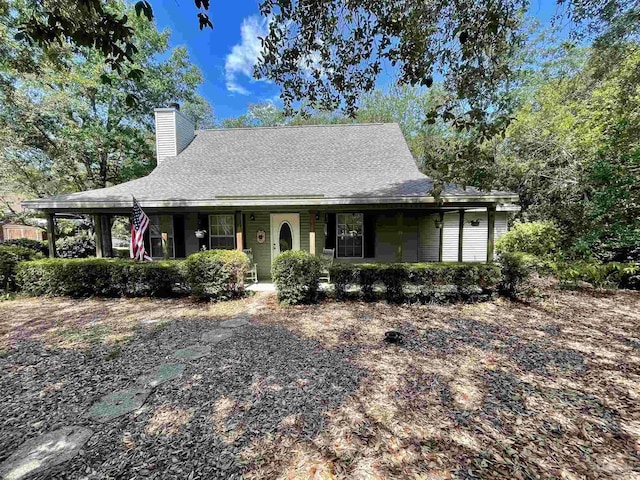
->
[496,222,560,257]
[554,260,639,289]
[0,238,48,256]
[271,250,323,305]
[0,245,40,292]
[498,252,536,298]
[1,0,212,198]
[56,234,96,258]
[183,249,249,301]
[15,258,185,297]
[330,262,501,304]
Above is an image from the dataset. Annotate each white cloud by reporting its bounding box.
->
[225,16,267,95]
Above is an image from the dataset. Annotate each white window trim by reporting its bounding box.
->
[336,212,364,259]
[208,214,236,250]
[149,215,175,259]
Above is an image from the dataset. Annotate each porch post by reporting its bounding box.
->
[100,214,112,257]
[46,213,56,258]
[438,212,444,262]
[93,214,103,258]
[487,204,496,263]
[458,209,465,263]
[235,211,243,251]
[396,211,404,262]
[309,210,316,255]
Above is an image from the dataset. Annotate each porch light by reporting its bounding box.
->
[434,219,443,229]
[250,213,255,221]
[315,212,320,221]
[470,219,480,226]
[195,229,207,239]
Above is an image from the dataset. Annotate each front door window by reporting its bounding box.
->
[279,222,293,252]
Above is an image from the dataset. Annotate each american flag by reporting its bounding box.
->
[130,197,152,261]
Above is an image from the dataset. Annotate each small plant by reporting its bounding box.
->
[183,249,249,301]
[271,250,322,305]
[498,252,536,298]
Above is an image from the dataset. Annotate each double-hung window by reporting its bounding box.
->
[149,215,174,258]
[209,214,235,249]
[337,213,363,258]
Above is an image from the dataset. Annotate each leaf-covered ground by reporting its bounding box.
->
[0,285,639,479]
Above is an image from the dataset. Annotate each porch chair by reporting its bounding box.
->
[319,248,335,283]
[243,248,258,283]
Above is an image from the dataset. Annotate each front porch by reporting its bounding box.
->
[41,203,512,279]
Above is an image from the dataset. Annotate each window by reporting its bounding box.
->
[337,213,363,258]
[149,215,174,258]
[209,214,235,249]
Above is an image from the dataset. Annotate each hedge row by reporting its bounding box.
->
[329,262,502,303]
[16,259,186,297]
[15,249,250,300]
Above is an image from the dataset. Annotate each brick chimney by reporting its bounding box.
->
[154,104,195,164]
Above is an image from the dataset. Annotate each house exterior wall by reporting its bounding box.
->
[442,212,461,262]
[418,214,440,262]
[164,207,511,279]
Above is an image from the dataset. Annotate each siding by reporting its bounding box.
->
[154,109,195,165]
[418,214,440,262]
[402,214,419,262]
[154,110,176,163]
[175,110,195,155]
[462,211,489,262]
[442,212,460,262]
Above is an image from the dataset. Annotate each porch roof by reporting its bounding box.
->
[23,123,518,211]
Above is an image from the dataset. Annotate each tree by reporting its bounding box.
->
[0,0,212,197]
[11,0,640,130]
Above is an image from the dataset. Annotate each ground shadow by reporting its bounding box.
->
[0,319,364,479]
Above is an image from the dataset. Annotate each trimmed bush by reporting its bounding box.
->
[0,238,49,256]
[1,246,40,292]
[330,262,501,304]
[271,250,323,305]
[496,221,560,257]
[56,233,96,258]
[184,249,249,301]
[16,258,185,297]
[498,252,536,298]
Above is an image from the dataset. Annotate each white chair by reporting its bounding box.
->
[319,248,335,283]
[243,248,258,283]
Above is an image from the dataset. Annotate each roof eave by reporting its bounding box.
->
[22,193,520,211]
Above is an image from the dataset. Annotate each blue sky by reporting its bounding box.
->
[151,0,563,122]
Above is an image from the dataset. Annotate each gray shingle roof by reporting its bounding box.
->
[24,123,517,209]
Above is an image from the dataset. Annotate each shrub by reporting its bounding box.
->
[271,250,323,305]
[56,234,96,258]
[498,252,536,298]
[0,238,49,256]
[15,258,185,297]
[329,262,501,304]
[555,260,640,289]
[184,249,249,301]
[496,221,560,257]
[0,246,40,292]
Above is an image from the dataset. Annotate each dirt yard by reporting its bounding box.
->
[0,284,639,479]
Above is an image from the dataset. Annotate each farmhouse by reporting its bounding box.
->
[23,105,518,279]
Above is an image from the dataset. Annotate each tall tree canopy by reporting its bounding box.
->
[0,0,213,198]
[11,0,640,130]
